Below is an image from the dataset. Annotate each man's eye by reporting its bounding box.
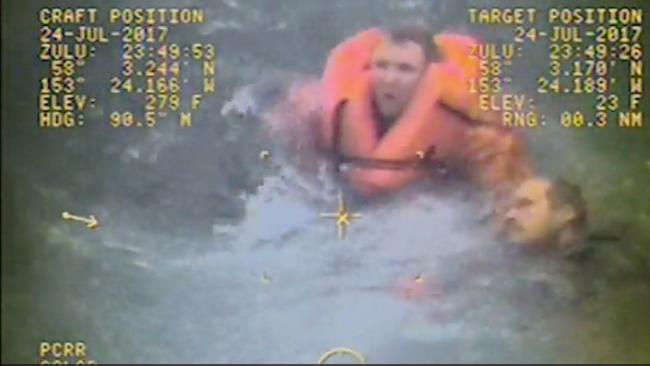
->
[398,64,415,72]
[515,198,533,208]
[374,60,388,69]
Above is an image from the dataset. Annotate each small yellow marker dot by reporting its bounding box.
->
[261,271,272,284]
[259,150,271,161]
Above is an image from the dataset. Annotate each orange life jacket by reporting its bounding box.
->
[319,28,497,151]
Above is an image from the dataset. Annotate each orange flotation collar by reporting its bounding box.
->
[320,28,492,150]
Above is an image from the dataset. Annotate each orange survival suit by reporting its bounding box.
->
[318,28,535,193]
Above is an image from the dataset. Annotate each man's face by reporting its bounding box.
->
[370,39,427,119]
[499,178,556,245]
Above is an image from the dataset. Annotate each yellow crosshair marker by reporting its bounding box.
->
[320,191,361,240]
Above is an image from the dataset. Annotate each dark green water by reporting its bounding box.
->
[2,0,649,363]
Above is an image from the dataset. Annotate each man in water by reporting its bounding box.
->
[328,26,587,249]
[496,178,587,251]
[269,25,587,249]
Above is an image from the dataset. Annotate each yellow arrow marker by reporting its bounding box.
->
[62,211,99,230]
[318,347,366,364]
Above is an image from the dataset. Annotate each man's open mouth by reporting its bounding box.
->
[382,92,396,100]
[503,218,523,234]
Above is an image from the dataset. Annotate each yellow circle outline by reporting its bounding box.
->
[318,347,366,364]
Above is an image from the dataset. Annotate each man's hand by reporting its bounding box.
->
[463,126,535,190]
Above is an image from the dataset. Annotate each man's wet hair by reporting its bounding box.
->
[386,24,440,63]
[548,179,588,241]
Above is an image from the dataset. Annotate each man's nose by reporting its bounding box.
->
[384,67,398,84]
[504,208,518,220]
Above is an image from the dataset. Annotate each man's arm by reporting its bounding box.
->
[462,126,536,191]
[337,101,427,196]
[337,67,457,196]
